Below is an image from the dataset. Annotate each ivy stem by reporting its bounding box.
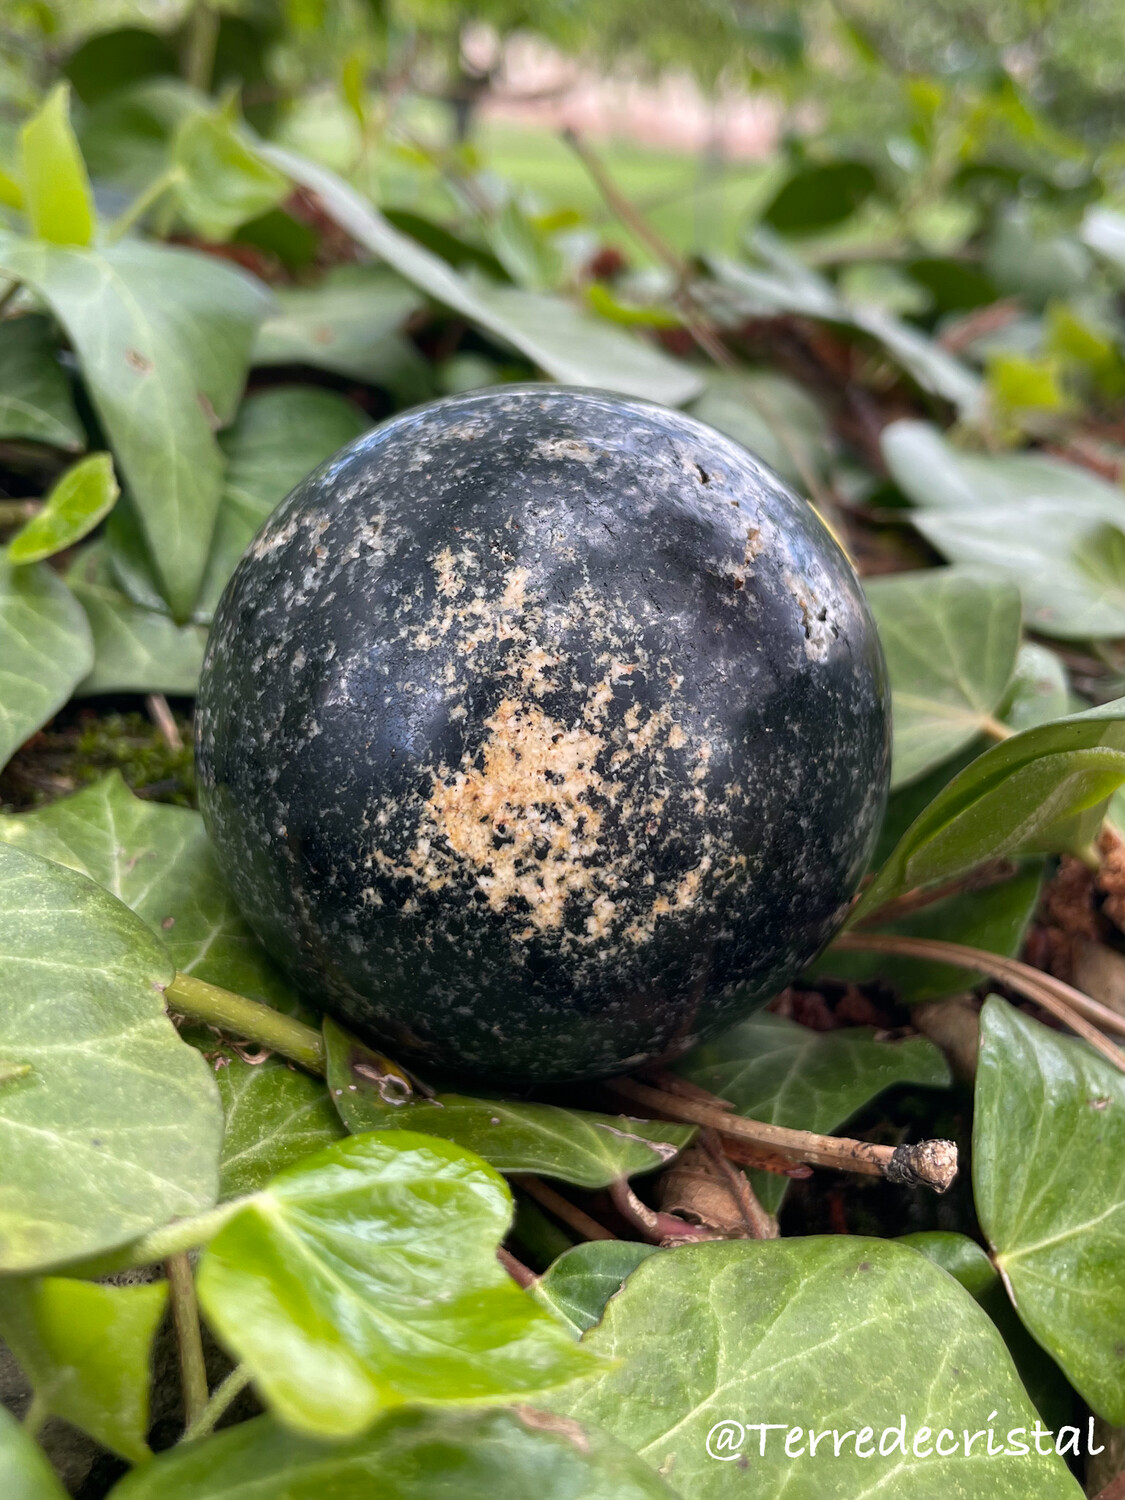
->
[165,973,325,1074]
[68,1199,250,1277]
[183,0,220,93]
[0,499,39,528]
[107,166,184,244]
[180,1363,251,1444]
[21,1393,47,1439]
[511,1175,616,1242]
[165,1253,209,1430]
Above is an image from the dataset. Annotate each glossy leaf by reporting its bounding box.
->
[7,452,118,565]
[688,368,832,487]
[106,1407,679,1500]
[0,843,221,1272]
[172,104,289,241]
[677,1012,950,1212]
[0,234,272,619]
[1001,643,1070,732]
[533,1242,659,1337]
[19,85,95,247]
[0,1276,167,1461]
[0,557,92,773]
[0,314,83,449]
[196,1132,600,1437]
[253,266,429,393]
[216,1053,344,1199]
[0,769,298,1012]
[325,1019,694,1188]
[550,1238,1080,1498]
[259,146,703,406]
[852,698,1125,919]
[975,997,1125,1423]
[0,1406,67,1500]
[198,385,368,617]
[68,546,207,696]
[865,566,1022,788]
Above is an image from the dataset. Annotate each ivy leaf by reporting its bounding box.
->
[198,386,369,617]
[325,1019,694,1188]
[0,769,298,1013]
[0,1406,67,1500]
[0,843,221,1272]
[864,567,1022,788]
[550,1238,1080,1497]
[0,314,83,449]
[687,368,832,488]
[259,145,703,407]
[172,102,289,241]
[196,1132,601,1438]
[216,1053,344,1199]
[19,85,95,247]
[0,234,272,620]
[533,1242,659,1337]
[105,1407,680,1500]
[0,1277,167,1462]
[0,557,92,773]
[1001,643,1070,732]
[975,997,1125,1424]
[67,546,207,696]
[851,698,1125,919]
[676,1013,950,1212]
[7,452,119,565]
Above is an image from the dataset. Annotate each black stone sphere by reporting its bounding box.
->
[196,385,890,1085]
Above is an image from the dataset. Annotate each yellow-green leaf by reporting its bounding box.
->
[19,85,95,247]
[7,453,119,566]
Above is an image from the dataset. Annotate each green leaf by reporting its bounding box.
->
[324,1019,694,1188]
[105,1407,680,1500]
[688,368,831,488]
[0,234,272,620]
[19,85,95,247]
[819,862,1044,1004]
[7,452,118,565]
[852,698,1125,919]
[0,314,83,449]
[67,545,207,696]
[676,1012,950,1212]
[763,160,877,235]
[975,997,1125,1424]
[198,385,369,617]
[216,1053,344,1199]
[0,1277,167,1462]
[865,567,1022,788]
[253,265,429,396]
[533,1242,659,1337]
[0,769,298,1012]
[0,843,221,1272]
[172,104,289,241]
[196,1132,600,1438]
[259,145,703,407]
[0,557,92,773]
[549,1238,1081,1497]
[0,1406,67,1500]
[1000,643,1070,733]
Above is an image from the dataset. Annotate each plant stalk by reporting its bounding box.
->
[180,1364,252,1444]
[107,166,184,244]
[165,1252,209,1430]
[166,973,326,1074]
[510,1175,616,1241]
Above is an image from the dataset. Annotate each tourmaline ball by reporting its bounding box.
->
[196,385,890,1084]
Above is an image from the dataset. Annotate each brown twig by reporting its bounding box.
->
[832,933,1125,1072]
[699,1129,779,1239]
[165,1253,208,1430]
[497,1246,537,1288]
[145,693,183,751]
[608,1177,717,1245]
[605,1077,958,1193]
[1092,1472,1125,1500]
[511,1175,616,1241]
[853,860,1020,927]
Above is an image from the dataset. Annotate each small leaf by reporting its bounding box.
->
[0,314,83,449]
[0,1406,67,1500]
[865,566,1022,788]
[0,1277,167,1462]
[0,557,92,773]
[763,159,877,235]
[676,1012,950,1212]
[852,698,1125,919]
[7,452,119,565]
[216,1053,344,1199]
[1000,643,1070,733]
[325,1019,693,1188]
[688,368,831,488]
[259,145,703,406]
[0,843,221,1272]
[19,85,95,247]
[172,104,289,241]
[533,1242,659,1337]
[195,1132,600,1438]
[975,997,1125,1424]
[105,1407,679,1500]
[549,1238,1081,1498]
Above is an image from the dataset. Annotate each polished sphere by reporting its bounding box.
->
[196,386,890,1084]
